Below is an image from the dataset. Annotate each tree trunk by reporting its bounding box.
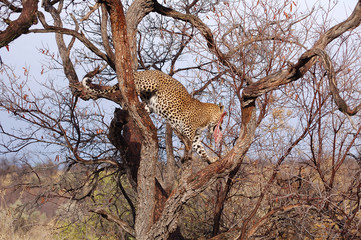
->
[103,0,158,238]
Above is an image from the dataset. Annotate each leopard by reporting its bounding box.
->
[82,70,226,163]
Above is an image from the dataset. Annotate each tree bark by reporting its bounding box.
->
[125,0,154,70]
[0,0,38,48]
[102,1,158,239]
[165,123,177,191]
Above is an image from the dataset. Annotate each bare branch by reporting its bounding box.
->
[35,11,115,71]
[80,2,101,21]
[90,208,135,236]
[0,0,22,12]
[303,48,361,116]
[0,0,38,48]
[242,1,361,106]
[152,0,252,86]
[100,3,115,63]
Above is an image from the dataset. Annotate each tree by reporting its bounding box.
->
[1,0,361,239]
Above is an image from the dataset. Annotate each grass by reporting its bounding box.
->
[0,199,56,240]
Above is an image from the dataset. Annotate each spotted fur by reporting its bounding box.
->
[82,70,225,163]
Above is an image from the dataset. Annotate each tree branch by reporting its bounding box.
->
[0,0,38,48]
[302,48,361,116]
[90,208,135,237]
[243,0,361,106]
[35,11,115,71]
[152,0,251,84]
[41,0,78,85]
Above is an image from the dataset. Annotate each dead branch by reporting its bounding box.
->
[90,208,135,236]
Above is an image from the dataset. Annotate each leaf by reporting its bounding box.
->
[5,45,9,51]
[96,129,104,134]
[284,11,289,18]
[23,67,28,76]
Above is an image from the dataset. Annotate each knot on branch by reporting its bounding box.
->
[108,108,129,149]
[108,108,141,188]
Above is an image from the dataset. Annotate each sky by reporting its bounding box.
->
[0,0,358,162]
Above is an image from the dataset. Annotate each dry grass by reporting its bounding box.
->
[0,207,56,240]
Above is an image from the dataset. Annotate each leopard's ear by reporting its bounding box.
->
[218,103,224,112]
